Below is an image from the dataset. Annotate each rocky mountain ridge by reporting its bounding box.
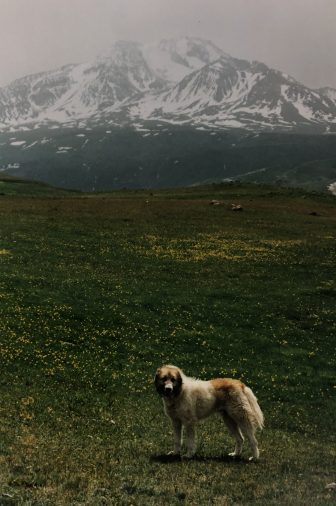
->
[1,37,336,132]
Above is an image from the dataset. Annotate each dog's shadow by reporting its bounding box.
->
[150,454,253,464]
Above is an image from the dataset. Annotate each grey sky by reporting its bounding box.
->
[1,0,335,89]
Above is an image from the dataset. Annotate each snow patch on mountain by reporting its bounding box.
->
[328,182,336,195]
[319,87,336,106]
[10,140,26,146]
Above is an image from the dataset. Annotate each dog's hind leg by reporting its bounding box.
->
[221,412,244,457]
[244,425,259,461]
[238,420,259,460]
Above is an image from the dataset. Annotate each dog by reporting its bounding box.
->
[155,365,264,460]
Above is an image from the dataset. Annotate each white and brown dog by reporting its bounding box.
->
[155,365,264,460]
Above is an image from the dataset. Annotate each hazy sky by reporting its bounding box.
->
[1,0,335,89]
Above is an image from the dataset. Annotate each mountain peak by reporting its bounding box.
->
[99,40,143,63]
[141,37,228,83]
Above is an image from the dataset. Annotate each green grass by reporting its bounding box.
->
[0,181,335,504]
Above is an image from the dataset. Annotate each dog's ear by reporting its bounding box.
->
[154,368,163,394]
[174,369,183,395]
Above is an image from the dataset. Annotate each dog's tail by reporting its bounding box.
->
[244,386,264,430]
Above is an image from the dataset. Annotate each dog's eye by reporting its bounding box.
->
[171,378,176,383]
[162,376,168,381]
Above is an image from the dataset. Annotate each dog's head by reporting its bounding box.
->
[155,365,183,399]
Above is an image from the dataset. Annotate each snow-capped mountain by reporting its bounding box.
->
[134,57,336,129]
[0,41,165,125]
[0,37,336,131]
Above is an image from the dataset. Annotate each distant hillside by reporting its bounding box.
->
[0,175,74,197]
[232,158,336,191]
[1,125,336,192]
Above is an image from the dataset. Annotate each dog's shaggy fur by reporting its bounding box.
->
[155,365,264,460]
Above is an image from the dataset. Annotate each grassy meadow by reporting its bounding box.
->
[0,180,335,505]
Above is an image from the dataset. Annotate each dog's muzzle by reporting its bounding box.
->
[164,383,174,397]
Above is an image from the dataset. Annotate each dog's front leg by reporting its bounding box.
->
[170,419,182,455]
[184,424,196,458]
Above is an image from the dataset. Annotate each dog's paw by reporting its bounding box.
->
[228,452,241,458]
[248,456,259,462]
[167,451,180,456]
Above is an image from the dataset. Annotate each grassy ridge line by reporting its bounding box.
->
[1,175,335,202]
[0,183,335,504]
[0,175,75,197]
